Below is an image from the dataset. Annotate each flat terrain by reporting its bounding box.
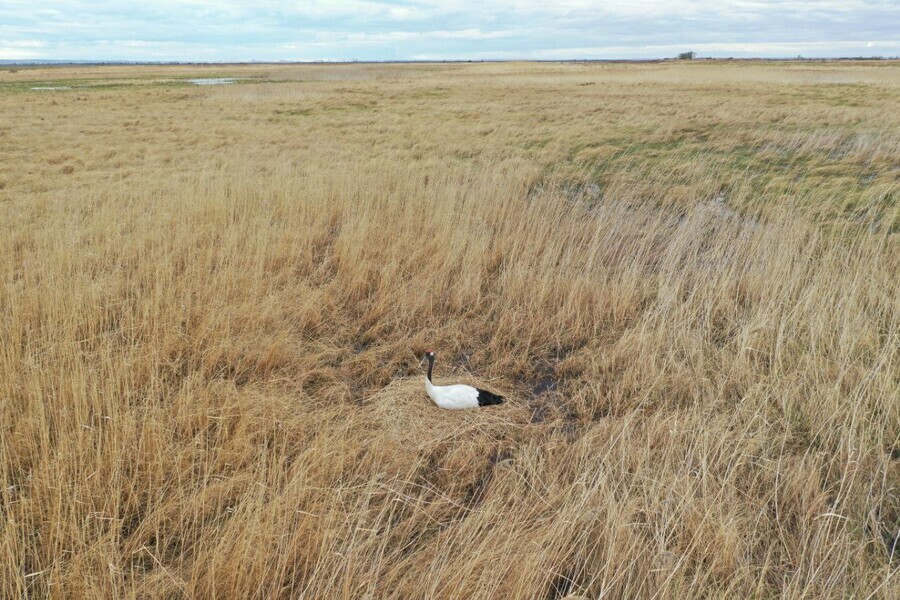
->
[1,61,898,598]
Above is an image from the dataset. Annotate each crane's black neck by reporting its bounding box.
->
[426,355,434,382]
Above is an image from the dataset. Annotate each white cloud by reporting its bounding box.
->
[2,39,45,48]
[0,49,40,59]
[0,39,45,59]
[342,29,520,44]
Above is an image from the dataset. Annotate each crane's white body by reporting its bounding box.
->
[425,377,480,410]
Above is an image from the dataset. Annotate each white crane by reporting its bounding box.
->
[421,351,504,409]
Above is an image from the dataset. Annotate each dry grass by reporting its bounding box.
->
[1,61,899,598]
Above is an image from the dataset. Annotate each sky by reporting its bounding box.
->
[1,1,898,62]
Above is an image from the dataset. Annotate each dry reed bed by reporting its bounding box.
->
[1,62,899,598]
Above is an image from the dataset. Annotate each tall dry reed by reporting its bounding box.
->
[1,61,898,598]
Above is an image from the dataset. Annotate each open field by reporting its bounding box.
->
[1,61,898,598]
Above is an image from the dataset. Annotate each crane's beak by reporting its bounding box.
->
[417,356,425,370]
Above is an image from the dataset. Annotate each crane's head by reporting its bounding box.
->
[417,350,435,370]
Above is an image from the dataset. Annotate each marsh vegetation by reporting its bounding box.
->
[1,60,898,598]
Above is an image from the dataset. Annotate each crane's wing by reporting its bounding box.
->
[476,388,504,406]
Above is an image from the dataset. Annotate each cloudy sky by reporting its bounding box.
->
[1,1,898,62]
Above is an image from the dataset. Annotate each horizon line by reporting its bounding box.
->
[3,56,899,67]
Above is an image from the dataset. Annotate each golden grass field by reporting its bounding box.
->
[1,60,898,598]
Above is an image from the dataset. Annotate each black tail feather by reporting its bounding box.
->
[476,389,504,407]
